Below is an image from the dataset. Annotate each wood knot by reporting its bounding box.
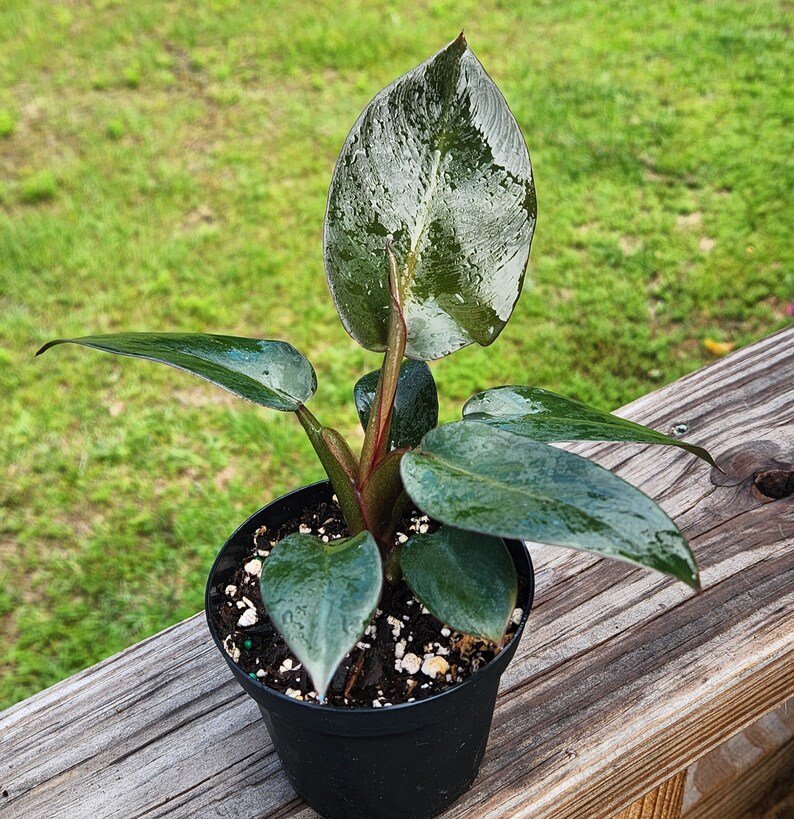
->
[711,440,793,504]
[753,469,794,501]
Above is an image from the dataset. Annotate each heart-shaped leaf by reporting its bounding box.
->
[324,33,536,360]
[354,359,439,450]
[401,422,699,588]
[36,333,316,411]
[401,526,517,642]
[463,386,718,467]
[260,531,382,700]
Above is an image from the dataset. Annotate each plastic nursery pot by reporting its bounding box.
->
[206,481,534,819]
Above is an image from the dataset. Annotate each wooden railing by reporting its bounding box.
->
[2,326,792,819]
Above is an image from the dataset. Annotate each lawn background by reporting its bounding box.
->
[1,0,791,709]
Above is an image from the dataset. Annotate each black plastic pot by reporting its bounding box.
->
[206,481,534,819]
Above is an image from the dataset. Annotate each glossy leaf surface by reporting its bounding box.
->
[37,333,316,411]
[260,531,382,700]
[324,34,536,360]
[463,386,717,467]
[354,359,439,450]
[401,526,517,642]
[401,422,699,587]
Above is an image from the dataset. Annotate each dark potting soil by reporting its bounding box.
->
[211,497,525,708]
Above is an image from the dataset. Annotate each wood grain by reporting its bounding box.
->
[612,771,686,819]
[681,699,794,819]
[1,326,792,819]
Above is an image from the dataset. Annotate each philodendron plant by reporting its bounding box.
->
[38,35,716,701]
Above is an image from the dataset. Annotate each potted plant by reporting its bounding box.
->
[37,34,716,819]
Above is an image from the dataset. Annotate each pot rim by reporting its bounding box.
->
[205,479,534,715]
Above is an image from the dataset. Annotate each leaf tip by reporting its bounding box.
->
[35,339,61,356]
[450,31,468,55]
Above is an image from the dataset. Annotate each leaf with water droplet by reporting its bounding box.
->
[401,422,699,588]
[401,525,517,642]
[260,531,382,700]
[354,359,438,449]
[324,34,536,360]
[463,386,718,468]
[37,333,317,411]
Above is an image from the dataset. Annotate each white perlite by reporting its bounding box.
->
[394,639,407,659]
[511,607,524,625]
[223,637,240,663]
[398,653,422,675]
[285,688,304,700]
[244,558,262,576]
[224,584,237,597]
[387,615,403,637]
[421,655,450,679]
[237,608,258,628]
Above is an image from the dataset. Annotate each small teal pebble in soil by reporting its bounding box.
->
[243,638,253,650]
[249,672,257,679]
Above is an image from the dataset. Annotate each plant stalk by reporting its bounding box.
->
[357,241,407,487]
[296,404,365,534]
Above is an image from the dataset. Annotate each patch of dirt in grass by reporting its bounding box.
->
[619,235,642,255]
[676,211,702,228]
[174,387,236,408]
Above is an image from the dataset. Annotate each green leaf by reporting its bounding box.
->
[354,359,439,450]
[324,33,536,360]
[401,422,699,588]
[401,526,517,642]
[36,333,316,411]
[260,531,382,700]
[463,386,718,468]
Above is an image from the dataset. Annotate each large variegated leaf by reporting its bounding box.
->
[463,386,718,467]
[401,526,517,642]
[354,359,438,450]
[36,333,316,411]
[260,531,382,700]
[324,34,536,360]
[401,422,699,588]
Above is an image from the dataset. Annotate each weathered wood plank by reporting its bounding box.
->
[612,771,686,819]
[1,326,792,819]
[681,699,794,819]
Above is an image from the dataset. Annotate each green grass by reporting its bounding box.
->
[1,0,791,710]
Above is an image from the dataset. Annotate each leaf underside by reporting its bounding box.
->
[259,531,382,700]
[36,332,317,411]
[401,525,518,642]
[401,422,699,588]
[463,386,718,467]
[324,33,536,360]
